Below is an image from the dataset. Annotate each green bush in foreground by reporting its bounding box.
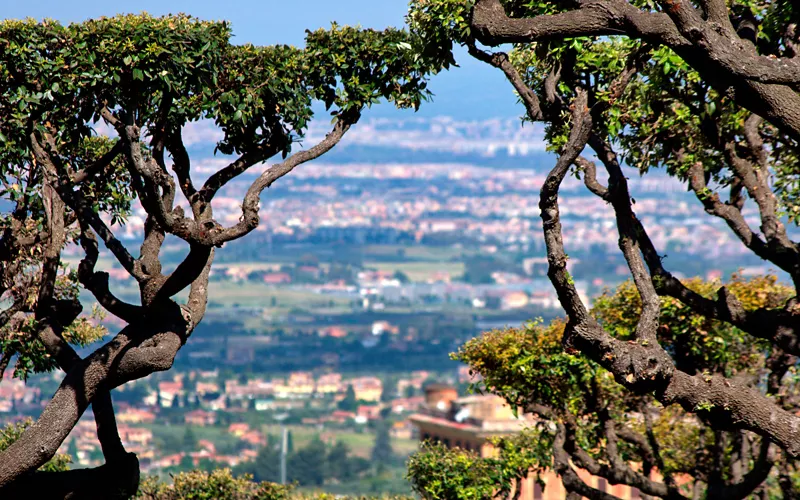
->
[135,470,292,500]
[135,469,413,500]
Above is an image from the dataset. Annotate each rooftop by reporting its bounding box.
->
[410,393,532,437]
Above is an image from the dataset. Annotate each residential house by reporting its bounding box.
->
[316,373,343,394]
[263,272,292,285]
[501,291,529,310]
[228,423,250,438]
[409,386,642,500]
[117,407,157,424]
[357,405,382,421]
[157,381,183,408]
[390,420,414,440]
[390,396,425,414]
[184,409,216,426]
[117,425,153,447]
[349,376,383,402]
[371,320,399,336]
[318,326,348,338]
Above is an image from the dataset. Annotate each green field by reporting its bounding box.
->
[206,282,352,310]
[145,422,418,459]
[361,245,465,261]
[258,423,417,458]
[363,261,465,282]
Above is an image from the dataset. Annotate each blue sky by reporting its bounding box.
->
[3,0,520,119]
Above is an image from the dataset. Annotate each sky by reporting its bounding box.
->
[3,0,521,119]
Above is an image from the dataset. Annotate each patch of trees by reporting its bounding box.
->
[404,0,800,497]
[233,436,371,488]
[0,11,444,497]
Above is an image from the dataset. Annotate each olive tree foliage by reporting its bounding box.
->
[0,14,441,498]
[407,437,548,500]
[135,470,294,500]
[438,276,797,499]
[406,0,800,498]
[135,469,415,500]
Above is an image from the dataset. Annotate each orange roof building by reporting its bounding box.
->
[409,387,642,500]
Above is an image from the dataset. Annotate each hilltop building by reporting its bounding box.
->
[409,385,641,500]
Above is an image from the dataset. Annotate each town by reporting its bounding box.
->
[2,116,792,496]
[4,363,477,494]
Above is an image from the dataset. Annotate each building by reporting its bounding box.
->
[349,376,383,402]
[117,425,153,447]
[184,409,216,426]
[371,320,399,336]
[390,396,425,414]
[157,381,183,407]
[501,291,529,310]
[318,326,348,338]
[356,404,382,421]
[316,373,343,394]
[263,272,292,284]
[116,407,157,424]
[274,372,315,399]
[390,420,415,440]
[409,385,641,500]
[228,423,250,438]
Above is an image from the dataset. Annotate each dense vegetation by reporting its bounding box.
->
[134,469,412,500]
[0,12,443,497]
[402,0,800,498]
[5,0,800,498]
[407,276,797,498]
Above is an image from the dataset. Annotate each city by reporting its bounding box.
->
[2,1,799,498]
[3,116,790,496]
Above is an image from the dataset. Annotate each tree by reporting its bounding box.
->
[135,469,415,500]
[393,270,411,284]
[339,384,358,412]
[381,377,397,402]
[371,421,394,465]
[177,454,194,472]
[0,13,442,497]
[407,0,800,497]
[446,277,799,498]
[135,469,292,500]
[0,421,71,474]
[249,442,280,484]
[326,441,353,481]
[182,427,198,452]
[407,440,540,500]
[66,438,79,465]
[287,437,327,487]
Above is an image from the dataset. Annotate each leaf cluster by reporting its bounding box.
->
[452,276,795,480]
[453,319,602,415]
[1,268,108,380]
[136,469,293,500]
[135,468,413,500]
[407,433,545,500]
[593,275,791,376]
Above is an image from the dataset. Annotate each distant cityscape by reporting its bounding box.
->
[4,367,452,470]
[5,115,790,495]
